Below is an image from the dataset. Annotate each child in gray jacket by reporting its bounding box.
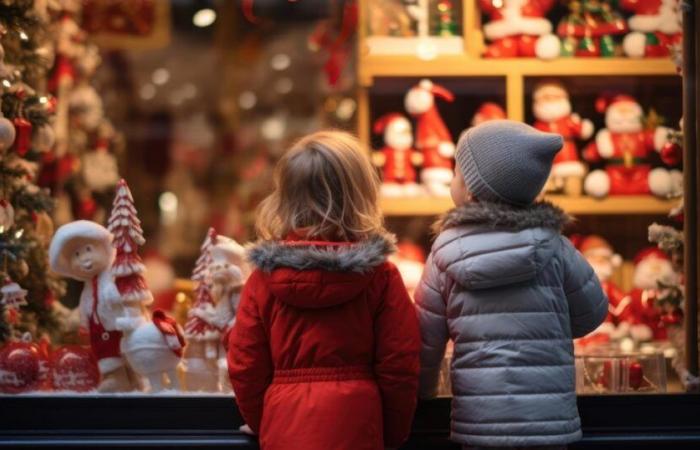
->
[415,120,608,450]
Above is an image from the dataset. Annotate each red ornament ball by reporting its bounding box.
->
[660,141,682,166]
[50,346,100,392]
[628,361,644,390]
[0,341,42,393]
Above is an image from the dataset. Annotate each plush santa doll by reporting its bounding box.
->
[583,94,676,198]
[533,81,593,195]
[622,0,682,57]
[620,247,680,341]
[578,235,629,338]
[478,0,561,59]
[471,102,506,127]
[372,113,423,197]
[404,79,455,197]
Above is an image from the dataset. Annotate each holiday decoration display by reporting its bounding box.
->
[435,0,458,36]
[583,94,677,198]
[0,339,44,393]
[390,241,426,298]
[372,113,423,197]
[478,0,561,59]
[533,81,593,195]
[576,350,667,393]
[107,179,184,391]
[50,345,99,392]
[619,247,680,342]
[308,0,357,86]
[621,0,682,58]
[557,0,628,57]
[471,102,506,127]
[183,229,248,392]
[577,235,628,339]
[404,79,455,197]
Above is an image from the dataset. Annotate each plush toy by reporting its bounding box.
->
[557,0,628,57]
[619,247,680,341]
[622,0,682,57]
[404,79,455,197]
[533,81,593,195]
[478,0,561,59]
[471,102,506,127]
[372,113,423,197]
[583,94,677,198]
[578,235,629,338]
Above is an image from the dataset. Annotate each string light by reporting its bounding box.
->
[193,8,216,27]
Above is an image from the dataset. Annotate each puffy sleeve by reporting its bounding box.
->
[414,252,449,399]
[373,264,421,448]
[227,270,273,433]
[561,237,609,338]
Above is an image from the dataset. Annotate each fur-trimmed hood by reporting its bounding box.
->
[246,233,396,273]
[246,234,397,309]
[434,201,572,234]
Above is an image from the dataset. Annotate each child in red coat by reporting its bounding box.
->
[227,130,421,450]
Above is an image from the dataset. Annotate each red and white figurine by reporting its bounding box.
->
[471,102,507,127]
[620,247,680,342]
[583,94,678,198]
[372,113,423,197]
[533,81,593,195]
[622,0,682,58]
[404,79,455,197]
[478,0,561,59]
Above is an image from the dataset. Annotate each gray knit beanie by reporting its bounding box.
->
[455,120,563,206]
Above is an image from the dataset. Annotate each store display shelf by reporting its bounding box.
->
[380,195,678,216]
[359,56,677,85]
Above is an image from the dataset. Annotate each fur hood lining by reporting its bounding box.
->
[434,201,572,233]
[246,233,396,273]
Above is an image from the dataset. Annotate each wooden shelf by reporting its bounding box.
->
[380,195,678,217]
[359,56,677,85]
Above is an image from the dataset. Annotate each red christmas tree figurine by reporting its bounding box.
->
[107,179,152,307]
[184,227,220,348]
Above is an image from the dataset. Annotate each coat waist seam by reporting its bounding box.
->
[272,365,374,384]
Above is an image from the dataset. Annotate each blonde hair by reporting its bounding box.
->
[256,130,385,241]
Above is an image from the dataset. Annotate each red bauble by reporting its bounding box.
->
[628,362,644,390]
[0,342,42,393]
[11,117,32,156]
[50,346,100,392]
[660,141,682,166]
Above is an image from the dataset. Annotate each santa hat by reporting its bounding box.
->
[49,220,114,278]
[373,113,409,135]
[471,102,506,126]
[633,247,669,266]
[578,235,622,267]
[416,79,455,102]
[595,93,638,114]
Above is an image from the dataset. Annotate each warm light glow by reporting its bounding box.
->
[238,91,257,110]
[139,84,156,100]
[151,68,170,86]
[39,96,48,104]
[416,40,437,61]
[18,31,28,41]
[14,229,24,239]
[159,192,178,225]
[336,98,357,121]
[274,78,293,94]
[193,8,217,28]
[270,53,291,71]
[261,117,286,141]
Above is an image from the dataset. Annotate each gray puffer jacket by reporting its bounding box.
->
[415,201,607,447]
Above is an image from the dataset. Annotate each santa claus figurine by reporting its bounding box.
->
[583,94,676,198]
[372,113,423,197]
[478,0,561,59]
[578,235,630,338]
[471,102,507,127]
[533,81,593,195]
[404,79,455,197]
[620,247,680,341]
[622,0,682,58]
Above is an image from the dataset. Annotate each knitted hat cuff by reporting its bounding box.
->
[457,132,512,205]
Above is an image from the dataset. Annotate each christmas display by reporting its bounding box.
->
[576,350,667,393]
[372,113,423,197]
[557,0,628,57]
[404,79,455,197]
[471,102,506,126]
[390,241,426,298]
[622,0,682,58]
[583,94,679,198]
[532,81,594,195]
[478,0,561,59]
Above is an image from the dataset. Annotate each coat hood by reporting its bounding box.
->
[246,233,396,308]
[432,201,570,290]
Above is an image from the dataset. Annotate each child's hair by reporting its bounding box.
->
[256,130,386,241]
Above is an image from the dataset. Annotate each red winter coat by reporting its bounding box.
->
[227,233,421,450]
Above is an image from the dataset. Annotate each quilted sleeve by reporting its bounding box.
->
[561,237,609,338]
[414,252,449,399]
[374,264,421,448]
[227,270,273,433]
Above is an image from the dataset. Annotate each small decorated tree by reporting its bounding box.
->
[107,179,152,310]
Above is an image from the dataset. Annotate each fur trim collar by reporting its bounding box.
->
[434,201,572,233]
[247,233,396,273]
